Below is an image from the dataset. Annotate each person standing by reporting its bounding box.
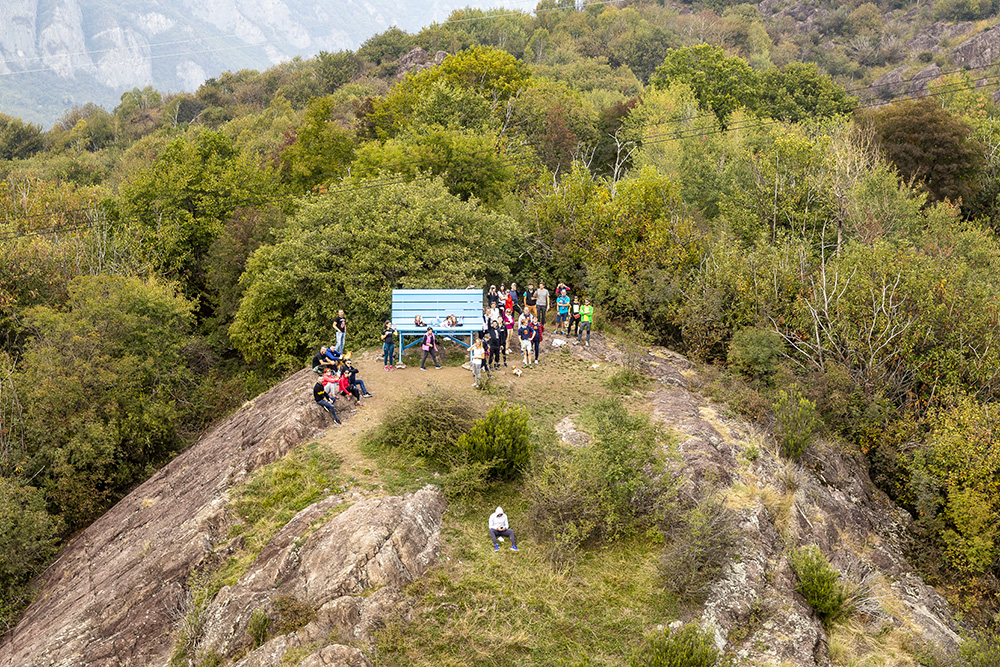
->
[555,288,570,335]
[420,326,441,370]
[503,307,515,353]
[487,285,500,310]
[488,506,519,552]
[567,295,581,337]
[487,320,503,370]
[525,283,537,319]
[471,338,486,387]
[535,282,550,326]
[518,314,532,367]
[529,316,542,365]
[381,321,397,370]
[509,282,521,316]
[334,310,347,355]
[578,298,593,347]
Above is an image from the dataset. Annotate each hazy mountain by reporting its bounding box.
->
[0,0,525,126]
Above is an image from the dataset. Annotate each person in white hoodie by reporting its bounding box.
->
[488,506,519,552]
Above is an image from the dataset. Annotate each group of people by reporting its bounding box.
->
[311,286,592,554]
[312,280,597,412]
[311,339,373,424]
[484,281,594,347]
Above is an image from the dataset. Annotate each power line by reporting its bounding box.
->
[2,52,997,241]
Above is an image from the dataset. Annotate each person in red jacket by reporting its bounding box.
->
[338,371,363,406]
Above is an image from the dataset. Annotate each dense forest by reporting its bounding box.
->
[2,0,1000,645]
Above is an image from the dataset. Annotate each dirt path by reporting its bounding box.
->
[314,333,619,489]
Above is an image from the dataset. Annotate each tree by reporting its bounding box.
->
[0,114,43,161]
[115,130,282,305]
[0,477,62,631]
[230,178,518,367]
[859,97,984,204]
[352,125,518,204]
[363,45,531,139]
[758,62,856,123]
[315,50,361,92]
[649,44,759,123]
[280,96,356,192]
[15,275,194,529]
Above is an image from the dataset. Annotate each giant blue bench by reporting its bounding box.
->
[391,289,484,363]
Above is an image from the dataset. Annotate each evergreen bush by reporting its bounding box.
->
[727,328,784,383]
[457,401,532,480]
[789,545,850,628]
[630,623,728,667]
[774,388,821,460]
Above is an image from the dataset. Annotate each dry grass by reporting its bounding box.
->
[372,497,681,667]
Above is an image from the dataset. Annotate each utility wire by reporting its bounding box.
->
[3,52,999,240]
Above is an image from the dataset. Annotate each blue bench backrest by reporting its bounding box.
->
[391,289,484,331]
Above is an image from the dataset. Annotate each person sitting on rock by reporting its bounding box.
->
[342,359,372,398]
[312,346,337,373]
[338,369,363,406]
[312,379,341,424]
[488,506,518,552]
[321,368,339,397]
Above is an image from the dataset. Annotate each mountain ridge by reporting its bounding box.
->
[0,0,524,126]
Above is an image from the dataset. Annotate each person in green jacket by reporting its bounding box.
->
[577,299,593,347]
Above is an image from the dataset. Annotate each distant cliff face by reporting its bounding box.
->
[0,0,518,125]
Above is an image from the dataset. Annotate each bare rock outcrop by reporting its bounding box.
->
[395,46,448,79]
[201,486,445,666]
[649,372,961,665]
[0,369,360,667]
[950,25,1000,70]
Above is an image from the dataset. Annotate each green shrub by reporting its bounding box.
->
[727,328,784,383]
[660,497,741,603]
[961,630,1000,667]
[774,388,821,460]
[528,398,672,564]
[630,623,728,667]
[363,389,478,461]
[606,367,647,393]
[248,607,271,648]
[789,545,849,628]
[457,401,532,480]
[0,477,63,631]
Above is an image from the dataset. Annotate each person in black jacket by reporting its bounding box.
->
[313,380,342,424]
[487,320,503,370]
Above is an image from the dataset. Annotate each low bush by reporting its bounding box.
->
[630,623,729,667]
[606,367,648,393]
[527,398,672,564]
[789,545,850,628]
[774,387,821,460]
[247,608,270,648]
[660,496,741,603]
[727,327,784,384]
[363,389,479,460]
[456,401,532,480]
[961,630,1000,667]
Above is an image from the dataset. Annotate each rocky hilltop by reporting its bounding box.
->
[0,342,967,666]
[0,368,445,667]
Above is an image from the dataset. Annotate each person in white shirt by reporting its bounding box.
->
[488,506,519,552]
[471,338,486,387]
